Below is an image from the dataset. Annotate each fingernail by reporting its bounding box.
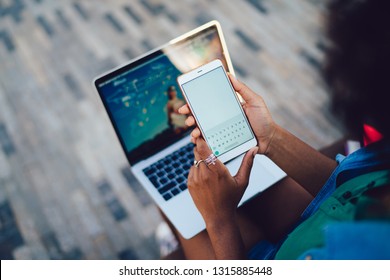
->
[252,147,258,157]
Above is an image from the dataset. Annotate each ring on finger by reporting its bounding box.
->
[204,153,217,166]
[194,159,205,168]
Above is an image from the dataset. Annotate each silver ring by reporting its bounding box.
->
[194,160,204,168]
[204,153,217,166]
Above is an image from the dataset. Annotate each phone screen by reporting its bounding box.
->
[181,66,254,156]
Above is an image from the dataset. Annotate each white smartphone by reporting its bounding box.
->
[177,59,257,163]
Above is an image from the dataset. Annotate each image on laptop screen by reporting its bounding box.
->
[96,24,231,164]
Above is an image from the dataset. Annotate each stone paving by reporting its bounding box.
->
[0,0,343,259]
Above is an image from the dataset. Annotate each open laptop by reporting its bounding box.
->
[94,21,286,239]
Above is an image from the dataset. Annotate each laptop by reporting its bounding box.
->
[94,21,286,239]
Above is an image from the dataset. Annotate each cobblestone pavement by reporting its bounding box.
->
[0,0,343,259]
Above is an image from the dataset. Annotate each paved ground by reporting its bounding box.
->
[0,0,343,259]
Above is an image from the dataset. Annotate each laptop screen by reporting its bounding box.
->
[95,22,233,165]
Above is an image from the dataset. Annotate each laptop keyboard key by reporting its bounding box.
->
[156,163,163,169]
[171,188,181,196]
[159,177,168,185]
[175,168,183,175]
[176,176,185,183]
[179,184,187,191]
[149,175,159,188]
[163,193,172,201]
[143,167,155,176]
[158,182,175,194]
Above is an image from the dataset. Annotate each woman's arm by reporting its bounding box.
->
[206,216,246,259]
[187,139,258,259]
[266,124,337,196]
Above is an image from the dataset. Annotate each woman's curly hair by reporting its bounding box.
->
[324,0,390,138]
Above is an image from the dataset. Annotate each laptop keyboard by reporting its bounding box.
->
[142,143,194,201]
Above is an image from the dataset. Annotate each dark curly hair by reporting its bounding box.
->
[324,0,390,138]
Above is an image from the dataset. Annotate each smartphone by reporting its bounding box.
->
[177,59,257,163]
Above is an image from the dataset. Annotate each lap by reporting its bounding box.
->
[165,176,313,259]
[240,177,313,243]
[169,210,264,259]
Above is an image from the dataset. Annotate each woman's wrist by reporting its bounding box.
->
[262,124,288,160]
[258,122,279,155]
[204,212,238,233]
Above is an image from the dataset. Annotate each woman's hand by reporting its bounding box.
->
[187,138,258,227]
[178,74,276,154]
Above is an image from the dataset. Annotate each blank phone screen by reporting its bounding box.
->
[181,66,254,156]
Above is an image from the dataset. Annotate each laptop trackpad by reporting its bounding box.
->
[226,154,286,206]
